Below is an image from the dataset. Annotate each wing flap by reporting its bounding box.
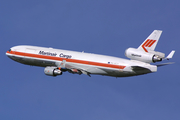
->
[55,60,91,76]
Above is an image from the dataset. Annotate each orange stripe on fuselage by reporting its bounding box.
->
[6,51,126,69]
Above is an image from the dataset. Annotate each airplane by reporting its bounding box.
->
[6,30,175,77]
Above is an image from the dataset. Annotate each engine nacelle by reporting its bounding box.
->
[44,66,62,76]
[125,48,164,63]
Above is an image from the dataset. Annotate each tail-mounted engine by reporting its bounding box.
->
[44,66,62,76]
[125,48,165,63]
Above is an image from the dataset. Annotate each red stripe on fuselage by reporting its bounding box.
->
[6,51,126,69]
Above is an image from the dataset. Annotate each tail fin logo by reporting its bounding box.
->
[142,39,156,52]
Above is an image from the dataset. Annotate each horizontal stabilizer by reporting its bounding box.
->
[166,50,175,59]
[156,62,175,67]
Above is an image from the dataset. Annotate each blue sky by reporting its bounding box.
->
[1,0,180,120]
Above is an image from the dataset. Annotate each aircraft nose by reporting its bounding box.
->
[6,48,17,61]
[6,49,12,56]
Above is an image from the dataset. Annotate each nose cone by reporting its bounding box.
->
[6,49,11,56]
[6,49,14,60]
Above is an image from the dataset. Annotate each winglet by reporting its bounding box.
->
[166,50,175,60]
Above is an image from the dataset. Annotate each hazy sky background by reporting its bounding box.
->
[1,0,180,120]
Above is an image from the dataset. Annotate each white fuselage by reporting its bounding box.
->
[6,45,157,77]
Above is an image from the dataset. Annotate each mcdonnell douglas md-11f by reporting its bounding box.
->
[6,30,175,77]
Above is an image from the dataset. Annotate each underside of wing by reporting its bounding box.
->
[131,66,152,74]
[65,64,91,76]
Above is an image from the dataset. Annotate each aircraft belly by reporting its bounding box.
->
[7,54,134,77]
[8,54,55,67]
[64,62,107,75]
[33,59,56,67]
[64,62,127,77]
[7,54,27,65]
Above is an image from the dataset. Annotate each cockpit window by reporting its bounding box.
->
[8,49,11,52]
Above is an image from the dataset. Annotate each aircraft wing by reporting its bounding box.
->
[131,66,152,74]
[56,60,91,77]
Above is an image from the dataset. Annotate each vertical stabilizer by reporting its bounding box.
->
[138,30,162,52]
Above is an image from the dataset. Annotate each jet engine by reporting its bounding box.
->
[44,66,62,76]
[125,48,165,63]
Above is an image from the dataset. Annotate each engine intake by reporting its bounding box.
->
[44,66,62,76]
[125,48,164,63]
